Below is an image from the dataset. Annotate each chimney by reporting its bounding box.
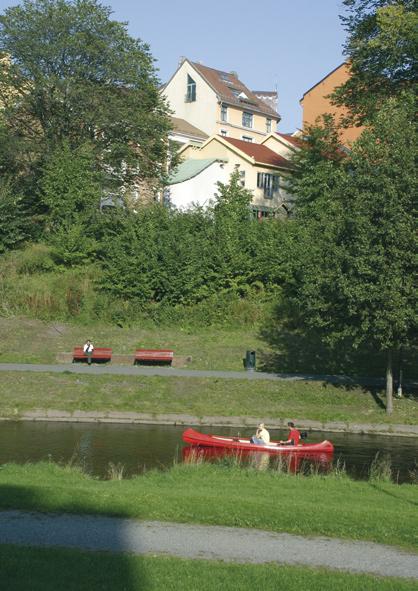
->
[178,56,186,67]
[229,70,239,79]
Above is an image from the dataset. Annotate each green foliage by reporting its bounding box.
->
[40,141,101,229]
[15,243,55,274]
[0,0,171,190]
[48,220,98,267]
[333,0,418,123]
[333,94,417,352]
[0,179,30,252]
[38,141,101,265]
[99,173,291,308]
[277,93,417,404]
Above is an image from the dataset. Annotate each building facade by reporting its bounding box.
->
[300,62,364,145]
[162,58,280,143]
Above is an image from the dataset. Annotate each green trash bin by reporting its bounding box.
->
[244,350,256,371]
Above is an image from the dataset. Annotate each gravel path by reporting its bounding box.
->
[0,361,399,386]
[1,511,417,579]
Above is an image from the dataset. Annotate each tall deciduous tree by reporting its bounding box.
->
[0,0,171,188]
[332,0,418,124]
[283,94,417,413]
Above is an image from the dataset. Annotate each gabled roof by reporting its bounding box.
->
[222,137,293,169]
[276,132,303,148]
[168,158,226,185]
[170,117,208,140]
[190,61,279,119]
[300,62,347,101]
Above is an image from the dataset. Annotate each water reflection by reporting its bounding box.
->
[0,421,416,483]
[182,445,334,475]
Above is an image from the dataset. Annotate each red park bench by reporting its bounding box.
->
[134,349,174,366]
[72,346,113,364]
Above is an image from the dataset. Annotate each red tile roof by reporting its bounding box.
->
[192,62,279,119]
[222,136,293,169]
[276,132,303,148]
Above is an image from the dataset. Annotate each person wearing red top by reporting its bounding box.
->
[279,422,301,446]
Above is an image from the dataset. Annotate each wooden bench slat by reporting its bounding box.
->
[134,349,174,365]
[73,347,112,362]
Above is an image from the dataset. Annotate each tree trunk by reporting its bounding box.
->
[386,349,393,415]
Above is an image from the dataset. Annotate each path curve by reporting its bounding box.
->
[1,511,417,579]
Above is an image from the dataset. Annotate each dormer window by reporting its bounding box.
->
[186,75,196,102]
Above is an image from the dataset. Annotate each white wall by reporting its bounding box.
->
[168,162,228,209]
[163,61,218,136]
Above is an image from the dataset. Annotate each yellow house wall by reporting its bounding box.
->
[189,137,286,209]
[163,61,218,136]
[216,106,277,141]
[163,60,279,142]
[261,135,295,158]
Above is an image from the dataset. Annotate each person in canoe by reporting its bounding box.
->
[279,421,301,446]
[250,423,270,445]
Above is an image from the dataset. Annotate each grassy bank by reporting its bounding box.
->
[1,545,415,591]
[0,317,265,371]
[1,462,417,550]
[1,370,417,425]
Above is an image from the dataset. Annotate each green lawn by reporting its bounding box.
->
[1,462,417,550]
[0,370,417,425]
[1,545,415,591]
[0,317,265,370]
[0,372,418,424]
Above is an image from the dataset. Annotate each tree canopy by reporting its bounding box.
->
[0,0,171,188]
[332,0,418,123]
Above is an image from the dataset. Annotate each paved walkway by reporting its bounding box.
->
[0,362,400,386]
[1,511,417,579]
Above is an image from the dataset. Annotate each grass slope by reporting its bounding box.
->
[1,370,417,425]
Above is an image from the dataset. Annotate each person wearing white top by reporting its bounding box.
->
[83,340,94,365]
[251,423,270,445]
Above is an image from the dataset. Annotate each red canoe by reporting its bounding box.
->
[182,428,334,454]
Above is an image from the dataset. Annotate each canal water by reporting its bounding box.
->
[0,421,416,483]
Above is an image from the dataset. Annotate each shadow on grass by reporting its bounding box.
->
[368,482,418,508]
[258,319,418,394]
[0,484,149,591]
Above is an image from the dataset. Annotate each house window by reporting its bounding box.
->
[242,111,253,128]
[186,74,196,102]
[266,118,272,133]
[257,173,280,198]
[220,104,228,122]
[239,170,245,187]
[220,129,228,137]
[252,208,275,220]
[242,135,253,142]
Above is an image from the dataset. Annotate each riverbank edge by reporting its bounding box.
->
[1,410,417,437]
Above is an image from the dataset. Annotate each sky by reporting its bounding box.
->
[0,0,348,132]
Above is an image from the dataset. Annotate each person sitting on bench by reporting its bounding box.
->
[83,340,94,365]
[250,423,270,445]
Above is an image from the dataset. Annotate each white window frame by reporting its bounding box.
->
[242,111,253,128]
[186,74,196,102]
[257,172,280,198]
